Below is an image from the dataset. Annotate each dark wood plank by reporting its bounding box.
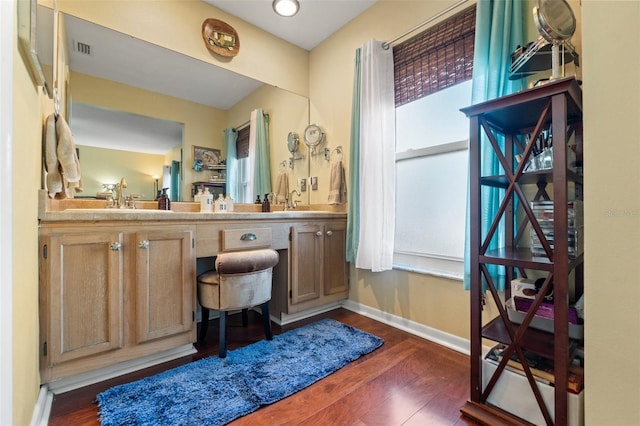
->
[48,308,479,426]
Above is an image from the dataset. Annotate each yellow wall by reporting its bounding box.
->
[13,13,51,426]
[582,1,640,424]
[70,70,226,202]
[53,0,309,97]
[76,146,165,199]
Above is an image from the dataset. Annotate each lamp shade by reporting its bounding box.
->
[273,0,299,17]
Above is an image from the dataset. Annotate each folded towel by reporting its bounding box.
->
[328,160,347,205]
[275,171,289,204]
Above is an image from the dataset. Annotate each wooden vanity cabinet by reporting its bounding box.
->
[39,223,196,383]
[288,220,349,313]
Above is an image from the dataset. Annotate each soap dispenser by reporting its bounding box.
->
[200,188,213,212]
[158,188,170,210]
[194,186,204,204]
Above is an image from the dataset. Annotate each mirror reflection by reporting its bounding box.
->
[47,8,311,203]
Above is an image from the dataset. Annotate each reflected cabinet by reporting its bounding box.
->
[460,78,584,425]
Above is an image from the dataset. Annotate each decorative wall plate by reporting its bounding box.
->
[202,18,240,58]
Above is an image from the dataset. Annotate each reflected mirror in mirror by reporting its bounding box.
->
[52,11,310,204]
[70,103,183,201]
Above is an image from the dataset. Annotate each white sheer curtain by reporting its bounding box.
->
[355,39,396,272]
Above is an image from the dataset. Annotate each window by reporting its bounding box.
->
[236,126,251,203]
[392,6,475,279]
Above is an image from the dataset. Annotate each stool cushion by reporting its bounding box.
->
[197,248,279,311]
[215,248,279,274]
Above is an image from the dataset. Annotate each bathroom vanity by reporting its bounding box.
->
[38,193,348,384]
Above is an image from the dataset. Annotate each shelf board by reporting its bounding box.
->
[461,77,582,133]
[481,169,583,188]
[480,247,583,271]
[482,316,556,359]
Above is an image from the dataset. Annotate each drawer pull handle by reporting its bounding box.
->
[110,242,122,251]
[240,233,257,241]
[139,240,149,249]
[326,230,333,237]
[315,231,323,237]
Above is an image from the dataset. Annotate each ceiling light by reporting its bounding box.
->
[273,0,299,17]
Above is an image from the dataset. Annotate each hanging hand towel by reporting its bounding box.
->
[275,171,289,204]
[328,160,347,205]
[44,114,63,198]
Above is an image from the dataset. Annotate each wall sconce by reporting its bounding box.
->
[153,175,160,200]
[273,0,299,17]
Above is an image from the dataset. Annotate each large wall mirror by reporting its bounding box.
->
[39,6,310,204]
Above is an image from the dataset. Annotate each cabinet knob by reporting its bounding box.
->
[315,231,323,237]
[110,242,122,251]
[326,230,333,237]
[139,240,150,249]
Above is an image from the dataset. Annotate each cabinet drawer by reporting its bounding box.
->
[222,228,272,252]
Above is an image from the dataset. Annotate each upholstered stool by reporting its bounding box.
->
[197,248,279,358]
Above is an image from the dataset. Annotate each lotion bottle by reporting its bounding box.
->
[158,188,170,210]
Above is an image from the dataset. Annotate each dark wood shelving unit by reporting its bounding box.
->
[460,77,584,425]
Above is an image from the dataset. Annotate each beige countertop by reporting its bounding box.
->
[38,191,347,222]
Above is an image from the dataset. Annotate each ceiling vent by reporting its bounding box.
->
[74,41,92,56]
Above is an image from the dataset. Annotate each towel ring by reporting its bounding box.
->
[331,146,343,161]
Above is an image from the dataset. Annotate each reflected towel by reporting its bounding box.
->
[275,171,289,204]
[328,160,347,205]
[44,114,83,198]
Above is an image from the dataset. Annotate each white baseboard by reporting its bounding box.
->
[340,299,471,355]
[29,385,53,426]
[45,344,197,395]
[272,302,343,326]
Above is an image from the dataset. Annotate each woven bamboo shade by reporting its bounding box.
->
[393,6,476,107]
[236,126,250,159]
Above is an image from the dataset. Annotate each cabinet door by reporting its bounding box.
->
[42,231,124,366]
[290,224,323,304]
[134,227,195,343]
[323,222,349,296]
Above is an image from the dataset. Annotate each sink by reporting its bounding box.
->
[64,208,173,213]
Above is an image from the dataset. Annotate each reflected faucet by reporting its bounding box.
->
[286,189,301,211]
[114,177,128,208]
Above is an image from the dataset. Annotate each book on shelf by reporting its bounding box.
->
[485,343,584,394]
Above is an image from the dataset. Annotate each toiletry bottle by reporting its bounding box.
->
[201,188,213,212]
[158,188,170,210]
[255,195,262,204]
[215,194,225,212]
[194,186,204,204]
[263,193,270,212]
[225,194,234,212]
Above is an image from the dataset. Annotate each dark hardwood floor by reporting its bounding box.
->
[48,308,479,425]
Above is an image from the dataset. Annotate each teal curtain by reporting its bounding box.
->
[463,0,526,291]
[253,109,272,198]
[346,48,361,263]
[170,160,180,202]
[224,128,238,200]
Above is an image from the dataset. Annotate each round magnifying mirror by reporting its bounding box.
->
[303,123,325,150]
[287,132,300,154]
[533,0,576,44]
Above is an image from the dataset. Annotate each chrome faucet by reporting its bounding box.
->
[286,189,301,211]
[114,177,128,208]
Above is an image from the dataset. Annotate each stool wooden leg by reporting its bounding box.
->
[219,311,228,358]
[261,302,273,341]
[241,309,248,327]
[198,307,210,342]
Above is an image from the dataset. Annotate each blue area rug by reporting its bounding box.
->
[97,319,383,426]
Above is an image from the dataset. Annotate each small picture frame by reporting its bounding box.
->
[193,146,221,167]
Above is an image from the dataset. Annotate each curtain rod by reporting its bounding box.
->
[233,112,269,132]
[382,0,470,49]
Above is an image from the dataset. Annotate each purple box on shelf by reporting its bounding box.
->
[513,296,582,325]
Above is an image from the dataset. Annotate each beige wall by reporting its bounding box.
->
[13,14,51,426]
[76,146,165,199]
[53,0,309,97]
[582,1,640,425]
[70,70,226,202]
